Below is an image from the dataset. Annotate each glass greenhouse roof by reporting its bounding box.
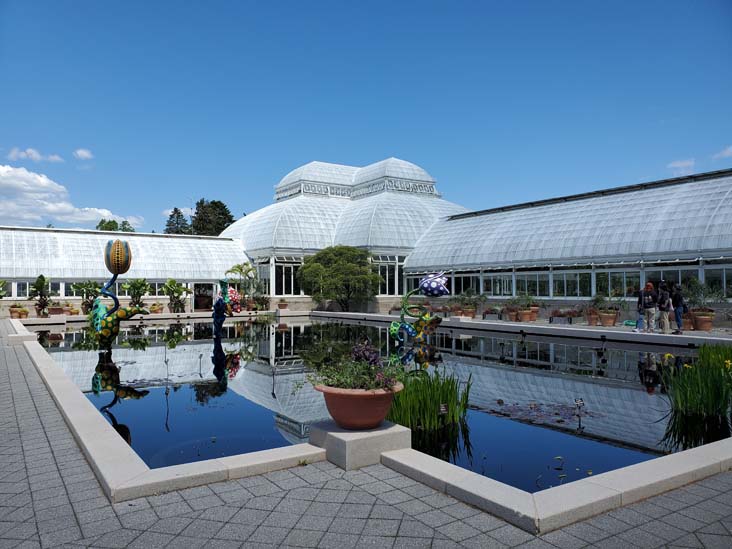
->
[405,169,732,272]
[0,226,248,281]
[223,157,465,257]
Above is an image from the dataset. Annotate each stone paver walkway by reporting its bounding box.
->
[2,320,732,548]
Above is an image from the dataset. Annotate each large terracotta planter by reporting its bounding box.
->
[518,310,533,322]
[315,383,404,430]
[598,312,617,327]
[9,309,20,319]
[529,306,540,321]
[48,306,64,315]
[277,302,288,310]
[504,311,518,321]
[585,314,598,326]
[693,314,713,332]
[682,316,695,331]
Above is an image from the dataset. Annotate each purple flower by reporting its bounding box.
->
[352,341,382,366]
[419,273,449,297]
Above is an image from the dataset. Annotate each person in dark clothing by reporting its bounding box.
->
[672,284,685,334]
[637,282,658,333]
[657,282,671,334]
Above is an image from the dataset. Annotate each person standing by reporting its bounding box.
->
[672,284,685,334]
[638,282,658,333]
[657,282,671,334]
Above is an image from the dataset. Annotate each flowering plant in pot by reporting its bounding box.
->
[308,340,406,430]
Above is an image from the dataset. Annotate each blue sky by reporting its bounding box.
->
[1,0,731,232]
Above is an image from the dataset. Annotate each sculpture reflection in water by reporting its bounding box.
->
[387,273,473,465]
[91,353,150,445]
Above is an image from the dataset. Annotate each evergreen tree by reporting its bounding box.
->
[119,220,135,232]
[190,199,235,235]
[96,219,119,231]
[164,207,191,234]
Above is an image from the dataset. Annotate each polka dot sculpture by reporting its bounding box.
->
[389,272,447,369]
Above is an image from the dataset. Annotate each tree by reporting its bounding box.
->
[96,219,135,232]
[226,263,257,298]
[298,246,382,312]
[119,220,135,232]
[190,199,235,236]
[96,219,119,231]
[164,207,191,234]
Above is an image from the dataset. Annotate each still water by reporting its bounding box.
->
[39,318,698,492]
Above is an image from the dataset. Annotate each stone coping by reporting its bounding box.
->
[311,311,732,347]
[382,440,732,534]
[13,319,325,503]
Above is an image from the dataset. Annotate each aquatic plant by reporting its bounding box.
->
[662,345,732,417]
[411,417,473,464]
[661,345,732,451]
[387,370,471,431]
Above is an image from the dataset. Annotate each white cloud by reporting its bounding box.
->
[667,158,695,176]
[0,165,143,228]
[712,145,732,160]
[162,207,195,217]
[7,147,64,163]
[73,148,94,160]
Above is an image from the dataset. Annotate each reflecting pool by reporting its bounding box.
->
[38,317,710,492]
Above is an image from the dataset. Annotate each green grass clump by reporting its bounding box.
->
[662,345,732,417]
[661,344,732,450]
[387,370,471,432]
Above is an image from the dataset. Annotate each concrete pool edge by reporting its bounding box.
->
[18,325,327,503]
[381,440,732,534]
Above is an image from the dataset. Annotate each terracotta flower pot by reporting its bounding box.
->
[693,314,713,332]
[529,306,540,321]
[462,307,476,318]
[505,311,518,321]
[598,312,617,327]
[315,383,404,430]
[586,314,598,326]
[19,311,28,319]
[277,302,288,310]
[48,307,64,315]
[9,309,20,319]
[518,309,533,322]
[682,316,695,331]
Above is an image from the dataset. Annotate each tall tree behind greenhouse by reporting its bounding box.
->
[190,199,235,236]
[164,207,191,234]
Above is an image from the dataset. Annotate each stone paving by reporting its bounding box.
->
[3,321,732,548]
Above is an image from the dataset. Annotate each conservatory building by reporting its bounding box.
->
[0,227,248,311]
[404,168,732,301]
[220,157,467,304]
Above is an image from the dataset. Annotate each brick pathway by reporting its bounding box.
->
[2,321,732,548]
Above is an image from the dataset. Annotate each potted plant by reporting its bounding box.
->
[47,301,64,316]
[70,280,101,315]
[448,288,486,319]
[121,278,152,308]
[584,295,607,326]
[308,341,405,430]
[29,275,53,317]
[149,302,164,314]
[502,298,520,321]
[161,278,191,313]
[549,308,576,325]
[18,307,29,319]
[70,306,80,315]
[62,302,73,315]
[9,304,22,319]
[517,293,535,322]
[482,305,501,320]
[278,298,288,310]
[686,279,724,332]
